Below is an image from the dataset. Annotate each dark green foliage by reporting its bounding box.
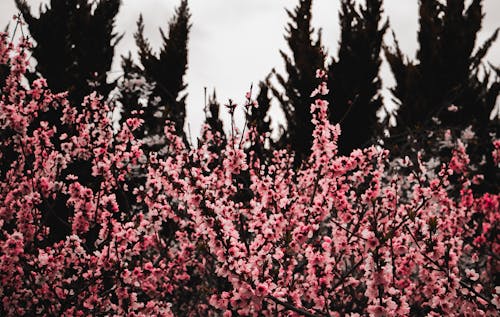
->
[0,25,9,91]
[385,0,499,191]
[15,0,122,105]
[273,0,326,167]
[202,89,226,150]
[117,52,152,138]
[0,64,7,92]
[247,79,274,164]
[327,0,387,155]
[14,0,122,243]
[114,1,192,242]
[385,0,498,140]
[130,0,191,146]
[250,80,273,138]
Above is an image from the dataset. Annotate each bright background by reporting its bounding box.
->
[1,0,499,139]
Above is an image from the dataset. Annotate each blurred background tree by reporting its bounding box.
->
[15,0,122,105]
[114,1,191,234]
[273,0,326,168]
[326,0,387,155]
[202,90,226,150]
[246,78,274,165]
[14,0,122,243]
[9,0,499,193]
[120,0,191,152]
[385,0,499,192]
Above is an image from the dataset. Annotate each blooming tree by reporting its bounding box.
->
[0,31,498,316]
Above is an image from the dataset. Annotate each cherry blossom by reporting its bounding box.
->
[0,31,498,317]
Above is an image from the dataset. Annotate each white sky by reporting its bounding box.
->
[1,0,499,140]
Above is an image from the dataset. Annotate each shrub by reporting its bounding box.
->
[0,32,498,316]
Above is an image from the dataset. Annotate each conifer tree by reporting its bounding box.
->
[0,62,7,92]
[247,79,274,164]
[117,52,154,138]
[385,0,499,191]
[196,90,226,172]
[273,0,326,167]
[203,90,226,148]
[0,26,9,90]
[252,80,273,138]
[385,0,498,141]
[128,0,191,148]
[15,0,122,105]
[114,53,153,207]
[327,0,387,155]
[14,0,122,243]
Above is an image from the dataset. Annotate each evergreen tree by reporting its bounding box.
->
[273,0,326,167]
[117,52,154,138]
[385,0,499,191]
[200,90,227,170]
[385,0,499,142]
[246,79,274,164]
[14,0,122,243]
[114,53,153,212]
[0,21,10,90]
[327,0,387,155]
[128,0,191,148]
[15,0,122,105]
[0,56,8,92]
[250,80,273,140]
[203,90,226,146]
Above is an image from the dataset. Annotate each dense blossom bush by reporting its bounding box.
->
[0,33,499,316]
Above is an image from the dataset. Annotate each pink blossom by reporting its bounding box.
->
[0,32,497,317]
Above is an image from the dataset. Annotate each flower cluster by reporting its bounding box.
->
[0,33,498,316]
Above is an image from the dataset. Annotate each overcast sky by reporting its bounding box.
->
[1,0,499,139]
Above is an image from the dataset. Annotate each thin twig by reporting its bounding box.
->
[266,295,327,317]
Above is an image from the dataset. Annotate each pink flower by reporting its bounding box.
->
[315,69,327,79]
[0,31,497,316]
[367,305,386,317]
[255,282,269,297]
[362,229,379,250]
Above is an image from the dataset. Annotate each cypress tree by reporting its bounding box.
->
[14,0,122,243]
[202,90,226,150]
[114,53,153,210]
[129,0,191,148]
[0,24,9,90]
[385,0,499,191]
[327,0,387,155]
[117,52,154,138]
[250,80,273,140]
[194,90,226,173]
[273,0,326,167]
[385,0,498,141]
[246,79,274,164]
[15,0,122,105]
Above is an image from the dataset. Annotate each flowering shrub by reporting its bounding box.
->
[0,33,499,316]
